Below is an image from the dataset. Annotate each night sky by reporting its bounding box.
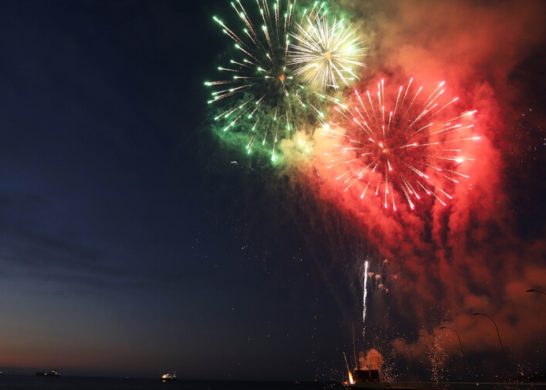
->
[0,0,545,383]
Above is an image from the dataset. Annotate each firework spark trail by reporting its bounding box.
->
[288,13,366,89]
[362,259,369,341]
[205,0,339,162]
[322,78,480,210]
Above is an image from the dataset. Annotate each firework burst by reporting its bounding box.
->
[205,0,333,162]
[289,13,366,89]
[322,78,480,211]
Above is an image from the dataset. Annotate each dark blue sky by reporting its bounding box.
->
[0,0,364,380]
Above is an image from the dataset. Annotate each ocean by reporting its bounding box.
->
[0,376,340,390]
[0,376,543,390]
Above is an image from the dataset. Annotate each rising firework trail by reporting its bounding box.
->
[205,0,335,163]
[322,78,480,210]
[362,259,369,341]
[288,13,366,89]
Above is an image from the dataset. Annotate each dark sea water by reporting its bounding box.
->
[0,376,339,390]
[0,376,543,390]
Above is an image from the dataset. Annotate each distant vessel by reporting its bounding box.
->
[36,370,60,377]
[348,369,385,389]
[160,371,176,382]
[345,369,417,390]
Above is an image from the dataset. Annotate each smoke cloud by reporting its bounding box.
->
[297,0,546,373]
[359,348,384,371]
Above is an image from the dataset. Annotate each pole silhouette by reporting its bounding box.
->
[473,312,505,352]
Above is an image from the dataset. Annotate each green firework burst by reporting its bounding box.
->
[205,1,338,164]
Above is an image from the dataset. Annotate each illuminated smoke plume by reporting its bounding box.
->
[358,348,384,371]
[305,0,546,375]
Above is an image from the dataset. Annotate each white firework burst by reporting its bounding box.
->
[288,14,366,89]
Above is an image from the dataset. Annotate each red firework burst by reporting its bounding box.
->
[322,78,480,211]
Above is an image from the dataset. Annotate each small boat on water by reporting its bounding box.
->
[36,370,60,377]
[344,369,417,390]
[161,372,176,382]
[342,349,418,390]
[343,368,386,389]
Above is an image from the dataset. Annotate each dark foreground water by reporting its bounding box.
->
[0,377,336,390]
[0,376,544,390]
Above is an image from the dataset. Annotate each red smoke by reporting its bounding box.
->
[304,0,546,369]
